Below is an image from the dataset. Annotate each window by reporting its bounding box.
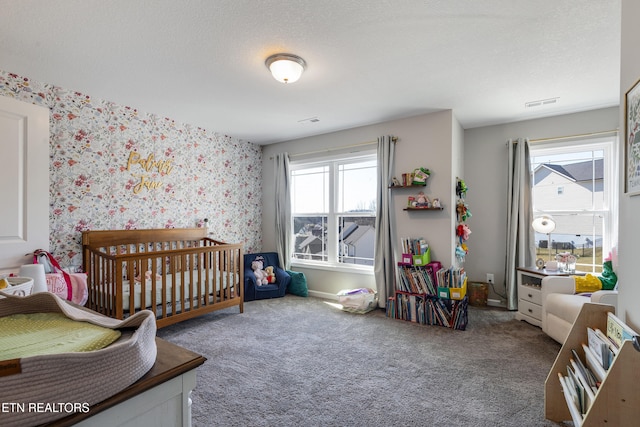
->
[530,135,617,273]
[290,152,377,269]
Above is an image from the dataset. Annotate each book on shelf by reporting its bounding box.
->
[581,343,605,384]
[586,327,614,370]
[396,265,437,295]
[409,294,417,322]
[557,346,601,420]
[558,372,584,425]
[606,311,639,350]
[435,266,466,289]
[385,296,395,318]
[571,349,599,395]
[400,237,429,256]
[565,363,587,416]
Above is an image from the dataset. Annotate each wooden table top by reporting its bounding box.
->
[46,338,206,426]
[517,266,586,276]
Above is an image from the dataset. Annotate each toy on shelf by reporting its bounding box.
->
[412,191,430,208]
[412,167,430,185]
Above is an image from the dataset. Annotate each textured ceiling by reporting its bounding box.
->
[0,1,621,145]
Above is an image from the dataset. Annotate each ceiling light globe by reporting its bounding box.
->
[266,54,306,84]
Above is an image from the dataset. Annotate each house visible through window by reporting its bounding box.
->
[290,152,377,269]
[530,135,617,273]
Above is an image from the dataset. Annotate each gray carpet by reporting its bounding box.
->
[157,295,564,427]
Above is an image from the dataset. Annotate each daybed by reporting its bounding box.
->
[82,228,243,328]
[541,275,618,344]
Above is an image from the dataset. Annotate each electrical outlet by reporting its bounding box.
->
[486,273,494,284]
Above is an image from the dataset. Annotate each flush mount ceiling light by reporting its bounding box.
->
[265,53,306,84]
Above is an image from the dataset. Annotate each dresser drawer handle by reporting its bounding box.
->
[528,293,533,298]
[528,308,533,313]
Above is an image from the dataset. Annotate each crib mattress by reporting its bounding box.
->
[0,292,157,427]
[117,270,239,311]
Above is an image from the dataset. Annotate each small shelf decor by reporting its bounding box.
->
[403,206,443,211]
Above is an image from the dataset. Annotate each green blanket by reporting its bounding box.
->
[0,313,121,360]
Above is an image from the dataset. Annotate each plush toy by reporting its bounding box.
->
[598,259,618,290]
[456,224,472,242]
[456,178,468,198]
[415,191,429,207]
[574,274,603,293]
[251,259,269,286]
[265,266,276,284]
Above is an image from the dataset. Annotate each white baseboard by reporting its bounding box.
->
[487,298,506,308]
[307,290,338,300]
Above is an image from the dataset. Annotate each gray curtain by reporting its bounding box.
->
[275,153,292,270]
[505,138,535,310]
[374,136,396,307]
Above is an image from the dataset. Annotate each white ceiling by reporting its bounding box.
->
[1,1,621,145]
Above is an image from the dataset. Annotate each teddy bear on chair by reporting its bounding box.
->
[265,266,276,284]
[251,258,269,286]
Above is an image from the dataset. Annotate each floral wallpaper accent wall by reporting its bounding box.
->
[1,70,262,269]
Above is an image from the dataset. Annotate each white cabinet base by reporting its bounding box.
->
[75,372,196,427]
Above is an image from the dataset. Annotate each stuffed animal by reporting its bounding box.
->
[415,191,429,207]
[265,266,276,284]
[251,259,269,285]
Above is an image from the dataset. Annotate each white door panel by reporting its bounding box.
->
[0,95,49,270]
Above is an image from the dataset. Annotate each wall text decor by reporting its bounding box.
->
[126,151,174,194]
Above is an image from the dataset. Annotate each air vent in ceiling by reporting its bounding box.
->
[525,97,559,108]
[298,116,320,124]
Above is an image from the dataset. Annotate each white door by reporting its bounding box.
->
[0,95,50,271]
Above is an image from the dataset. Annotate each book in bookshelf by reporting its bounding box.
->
[606,311,639,349]
[586,327,614,370]
[581,343,605,384]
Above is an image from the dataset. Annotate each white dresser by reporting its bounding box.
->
[48,339,206,427]
[515,267,572,327]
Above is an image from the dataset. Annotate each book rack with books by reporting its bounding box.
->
[545,303,640,426]
[387,264,468,330]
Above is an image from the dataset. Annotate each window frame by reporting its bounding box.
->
[529,134,618,273]
[289,150,377,273]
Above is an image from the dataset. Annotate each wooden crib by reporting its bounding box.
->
[82,228,243,328]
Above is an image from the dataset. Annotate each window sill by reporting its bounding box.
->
[290,260,374,275]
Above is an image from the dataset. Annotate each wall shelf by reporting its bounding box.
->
[403,207,443,211]
[389,184,426,188]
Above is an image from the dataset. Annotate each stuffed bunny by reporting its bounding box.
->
[251,259,269,285]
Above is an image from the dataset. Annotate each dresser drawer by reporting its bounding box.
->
[518,299,542,321]
[518,284,542,305]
